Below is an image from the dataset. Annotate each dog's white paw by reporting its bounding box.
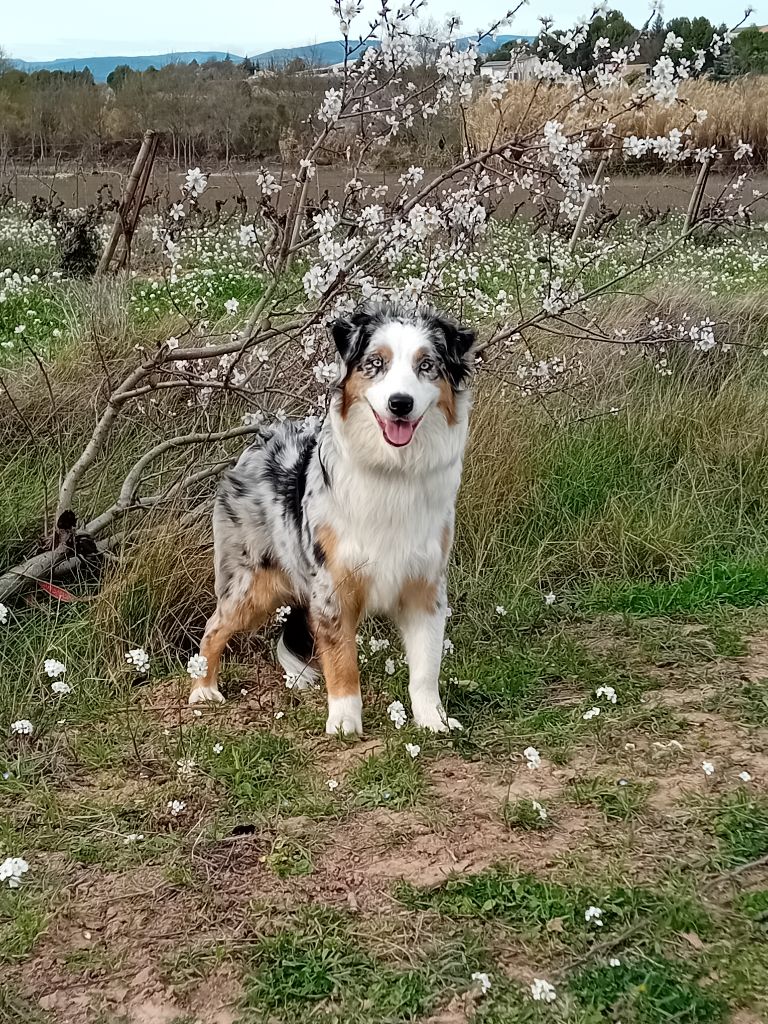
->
[412,702,462,733]
[325,695,363,737]
[188,684,225,706]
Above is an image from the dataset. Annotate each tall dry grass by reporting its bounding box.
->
[469,77,768,160]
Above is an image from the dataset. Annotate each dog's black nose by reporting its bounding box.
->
[388,393,414,417]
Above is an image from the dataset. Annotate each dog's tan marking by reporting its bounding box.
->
[196,566,292,692]
[398,576,440,616]
[338,345,393,420]
[314,524,368,699]
[436,376,458,426]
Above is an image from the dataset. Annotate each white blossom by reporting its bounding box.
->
[183,167,208,197]
[51,680,72,696]
[471,972,492,994]
[388,700,407,729]
[585,905,604,926]
[167,799,187,816]
[44,659,66,678]
[524,746,541,770]
[10,719,33,736]
[187,654,208,680]
[126,647,150,673]
[531,978,557,1002]
[0,856,29,888]
[405,742,421,759]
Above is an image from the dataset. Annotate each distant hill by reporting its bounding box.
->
[11,35,532,82]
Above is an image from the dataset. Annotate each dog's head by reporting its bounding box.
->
[329,303,475,460]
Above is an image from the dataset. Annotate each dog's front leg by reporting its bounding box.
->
[312,576,365,736]
[397,585,453,732]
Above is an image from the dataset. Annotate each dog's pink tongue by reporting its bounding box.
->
[383,418,416,446]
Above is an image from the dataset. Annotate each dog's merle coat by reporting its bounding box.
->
[190,302,475,735]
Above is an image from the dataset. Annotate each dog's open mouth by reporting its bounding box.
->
[373,411,422,447]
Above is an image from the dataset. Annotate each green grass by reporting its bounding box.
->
[239,912,481,1022]
[395,869,711,946]
[569,777,651,821]
[208,732,312,816]
[568,957,727,1024]
[348,747,425,810]
[711,791,768,866]
[3,209,768,1021]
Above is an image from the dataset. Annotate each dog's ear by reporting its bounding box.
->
[329,309,375,365]
[432,315,476,388]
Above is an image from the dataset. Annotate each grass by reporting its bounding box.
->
[2,206,768,1020]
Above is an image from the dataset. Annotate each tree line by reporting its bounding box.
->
[1,11,768,168]
[488,12,768,77]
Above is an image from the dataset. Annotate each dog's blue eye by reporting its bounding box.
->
[419,358,434,373]
[367,356,383,371]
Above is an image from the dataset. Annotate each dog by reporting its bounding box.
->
[189,302,475,736]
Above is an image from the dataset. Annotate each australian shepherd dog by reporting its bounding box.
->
[188,302,475,736]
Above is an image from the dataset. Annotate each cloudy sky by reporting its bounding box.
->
[4,0,760,61]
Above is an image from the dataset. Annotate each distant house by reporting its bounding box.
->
[479,53,541,82]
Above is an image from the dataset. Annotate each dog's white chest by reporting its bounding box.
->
[331,466,457,613]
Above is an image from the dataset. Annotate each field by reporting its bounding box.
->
[2,193,768,1024]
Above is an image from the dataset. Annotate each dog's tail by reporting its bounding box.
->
[277,606,320,690]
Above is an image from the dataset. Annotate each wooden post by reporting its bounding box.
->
[97,130,156,275]
[682,157,712,237]
[117,132,160,270]
[569,158,607,254]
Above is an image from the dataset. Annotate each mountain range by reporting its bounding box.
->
[11,35,532,82]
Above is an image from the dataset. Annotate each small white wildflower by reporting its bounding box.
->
[495,605,507,616]
[596,685,617,704]
[443,637,455,655]
[166,336,179,350]
[471,972,492,994]
[388,700,408,729]
[609,957,621,967]
[702,761,715,777]
[0,856,30,888]
[738,770,752,782]
[239,223,257,246]
[0,603,8,624]
[369,636,390,653]
[530,978,557,1002]
[524,746,541,770]
[405,742,421,759]
[213,743,224,754]
[384,657,396,676]
[585,905,604,926]
[224,297,240,315]
[44,659,66,678]
[167,799,186,816]
[544,592,556,606]
[170,202,185,221]
[327,778,339,791]
[183,167,208,196]
[275,605,292,625]
[187,654,208,680]
[122,833,144,845]
[274,711,285,719]
[125,647,150,673]
[532,799,548,820]
[176,758,196,780]
[51,680,72,696]
[583,707,601,721]
[10,720,33,736]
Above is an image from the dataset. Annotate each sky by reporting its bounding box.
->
[4,0,763,62]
